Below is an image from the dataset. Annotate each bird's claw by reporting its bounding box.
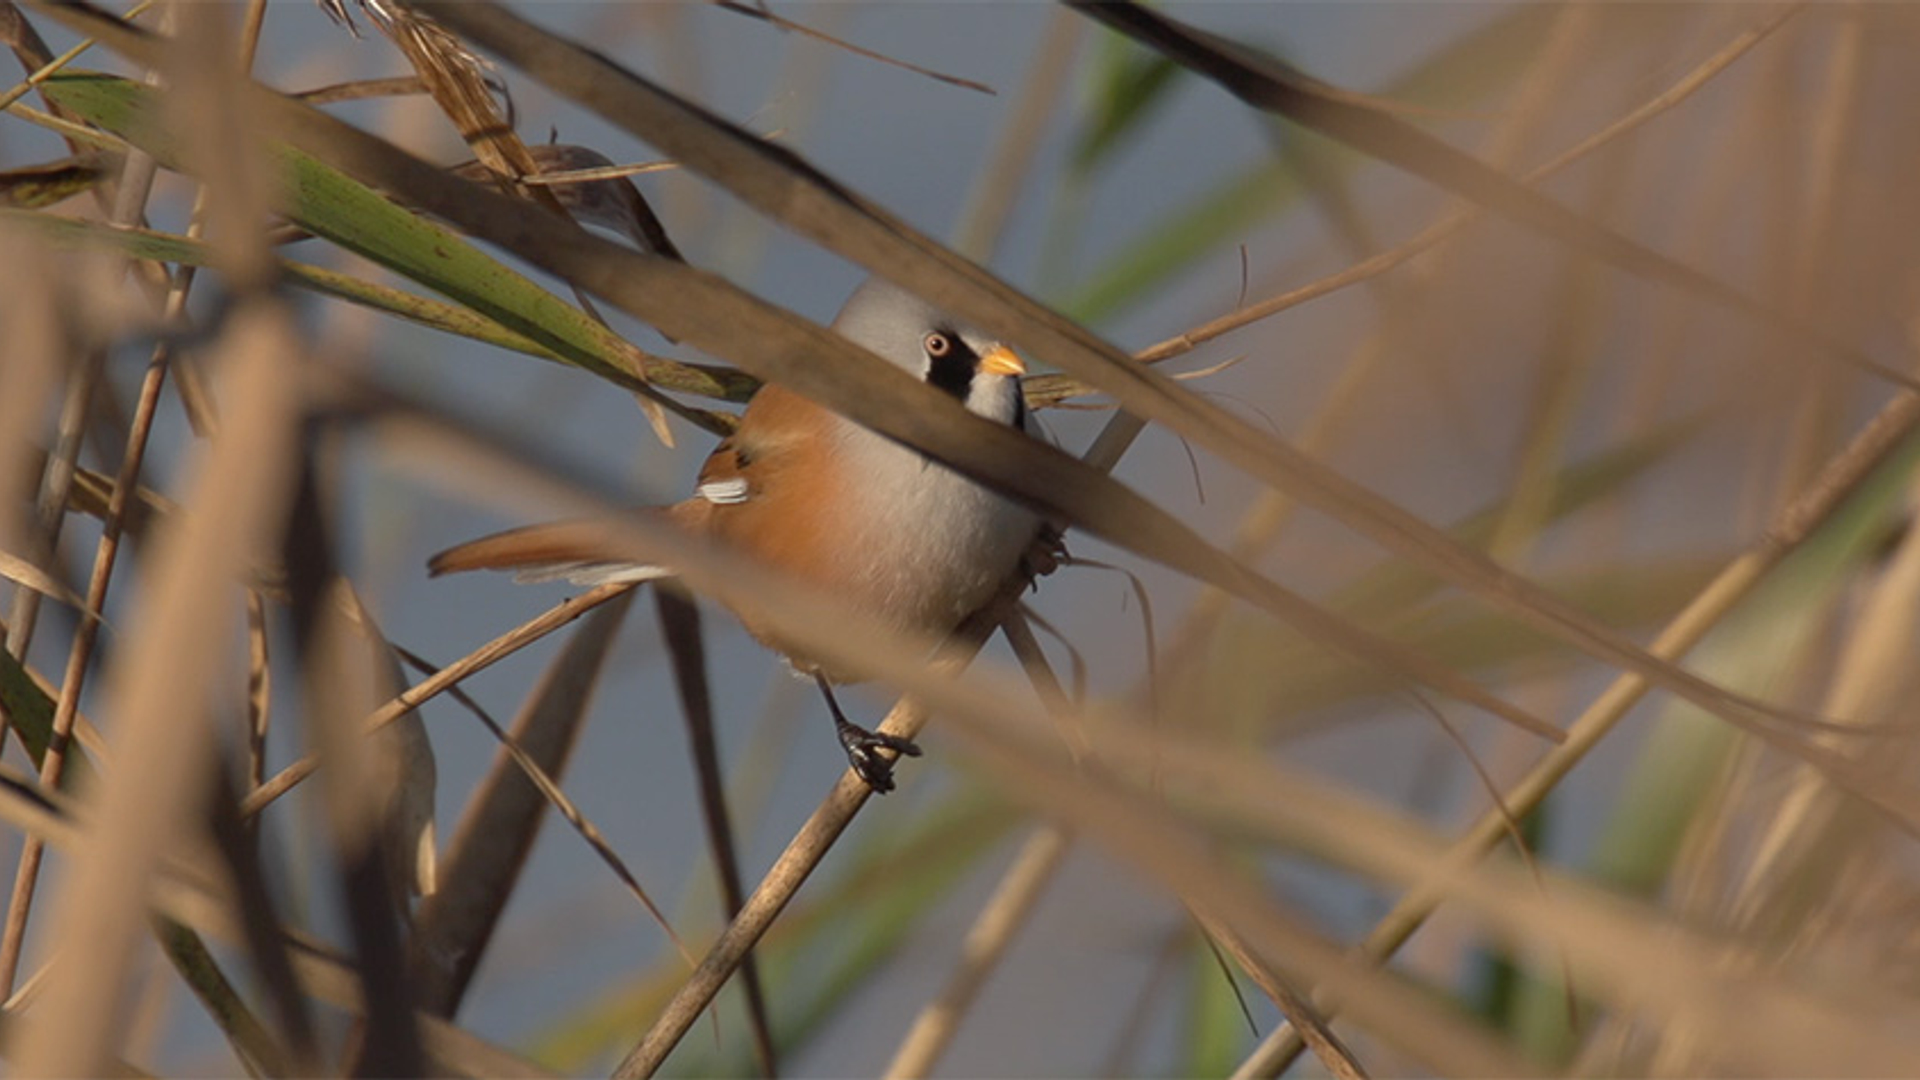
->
[1022,525,1068,583]
[835,719,922,794]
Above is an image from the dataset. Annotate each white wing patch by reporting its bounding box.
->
[697,477,751,505]
[513,562,676,586]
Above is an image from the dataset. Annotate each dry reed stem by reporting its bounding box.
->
[1068,4,1803,383]
[873,697,1538,1076]
[711,0,994,96]
[1187,908,1368,1080]
[369,1,683,445]
[1772,7,1865,508]
[881,604,1077,1078]
[609,676,944,1076]
[242,582,633,817]
[1243,387,1920,1075]
[610,397,1448,1074]
[1148,0,1694,698]
[3,0,205,1010]
[1019,496,1365,1074]
[1069,3,1904,389]
[1715,465,1920,972]
[0,25,247,986]
[882,826,1071,1079]
[0,301,173,995]
[0,760,553,1076]
[652,588,777,1075]
[298,576,428,1073]
[15,2,1904,1068]
[0,230,63,636]
[949,5,1081,265]
[1043,684,1920,1075]
[16,298,299,1075]
[407,597,694,964]
[1001,608,1090,761]
[413,591,635,1015]
[0,0,153,116]
[244,589,270,791]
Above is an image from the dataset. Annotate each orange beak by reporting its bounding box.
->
[979,345,1026,378]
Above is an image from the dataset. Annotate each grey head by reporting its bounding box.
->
[830,277,1027,429]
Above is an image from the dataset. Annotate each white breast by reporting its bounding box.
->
[835,421,1040,636]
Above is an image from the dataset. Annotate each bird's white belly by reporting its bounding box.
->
[848,432,1039,636]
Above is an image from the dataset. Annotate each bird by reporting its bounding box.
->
[428,277,1045,792]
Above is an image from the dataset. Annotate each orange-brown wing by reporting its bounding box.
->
[693,387,852,580]
[431,386,845,590]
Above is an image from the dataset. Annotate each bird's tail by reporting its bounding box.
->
[427,514,680,587]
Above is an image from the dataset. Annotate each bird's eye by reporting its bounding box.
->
[923,332,953,358]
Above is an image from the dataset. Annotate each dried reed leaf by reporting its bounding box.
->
[0,762,557,1077]
[0,549,81,609]
[1250,390,1920,1075]
[652,588,775,1075]
[413,591,634,1016]
[35,74,743,406]
[0,150,116,206]
[882,826,1070,1078]
[16,300,302,1077]
[334,0,687,452]
[713,0,994,95]
[0,221,65,600]
[1065,4,1905,389]
[1035,704,1920,1077]
[0,206,747,421]
[458,143,682,262]
[363,602,439,900]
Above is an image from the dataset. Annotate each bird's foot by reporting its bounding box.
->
[1022,525,1069,583]
[835,718,922,794]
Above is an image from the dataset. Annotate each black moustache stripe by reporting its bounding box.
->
[925,337,976,402]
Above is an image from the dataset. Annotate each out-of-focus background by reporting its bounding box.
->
[5,2,1920,1076]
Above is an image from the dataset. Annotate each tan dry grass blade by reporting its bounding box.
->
[243,582,634,819]
[1065,3,1909,391]
[15,300,302,1077]
[287,566,428,1071]
[0,226,65,568]
[651,587,776,1075]
[712,0,994,96]
[0,551,81,611]
[331,586,440,901]
[1025,704,1920,1076]
[461,143,683,263]
[883,825,1071,1079]
[0,763,559,1078]
[13,14,292,1066]
[1725,471,1920,933]
[1244,387,1920,1075]
[413,590,635,1016]
[1070,4,1801,385]
[353,1,684,445]
[391,2,1911,779]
